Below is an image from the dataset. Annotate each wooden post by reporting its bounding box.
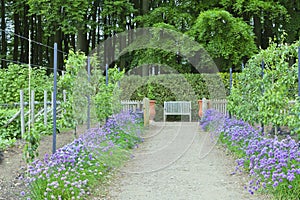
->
[202,98,207,116]
[298,47,300,100]
[63,90,67,114]
[261,60,265,133]
[51,92,54,113]
[87,56,91,130]
[44,90,47,126]
[20,90,25,138]
[31,90,35,125]
[52,43,58,154]
[143,98,150,126]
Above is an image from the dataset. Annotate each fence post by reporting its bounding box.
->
[87,57,91,130]
[31,90,35,125]
[52,43,58,154]
[20,90,25,138]
[229,68,232,118]
[105,64,109,86]
[202,98,207,116]
[44,90,47,126]
[229,68,233,94]
[298,47,300,100]
[51,92,54,114]
[143,98,150,126]
[261,60,265,133]
[63,90,67,114]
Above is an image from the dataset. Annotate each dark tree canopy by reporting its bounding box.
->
[0,0,298,73]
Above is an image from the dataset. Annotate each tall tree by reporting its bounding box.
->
[189,9,257,72]
[279,0,300,43]
[221,0,288,48]
[1,0,7,68]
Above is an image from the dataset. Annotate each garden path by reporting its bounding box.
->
[106,122,269,200]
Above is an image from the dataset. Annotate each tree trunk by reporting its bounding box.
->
[253,14,262,48]
[71,34,76,50]
[63,33,69,60]
[141,0,149,76]
[50,29,64,73]
[77,28,88,55]
[91,1,98,50]
[1,0,7,68]
[261,18,273,49]
[30,14,37,66]
[13,11,20,62]
[21,4,29,64]
[37,15,43,66]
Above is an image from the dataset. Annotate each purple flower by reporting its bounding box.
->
[201,109,300,195]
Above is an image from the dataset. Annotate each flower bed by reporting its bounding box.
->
[21,111,143,200]
[200,109,300,200]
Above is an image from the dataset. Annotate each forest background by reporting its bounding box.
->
[1,0,299,73]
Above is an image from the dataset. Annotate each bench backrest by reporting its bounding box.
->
[164,101,191,114]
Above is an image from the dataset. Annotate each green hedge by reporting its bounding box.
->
[0,64,51,104]
[119,73,235,121]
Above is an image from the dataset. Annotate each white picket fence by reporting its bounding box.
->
[202,98,228,116]
[121,100,143,112]
[121,99,150,126]
[2,90,66,137]
[202,98,297,116]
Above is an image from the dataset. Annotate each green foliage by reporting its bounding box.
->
[121,73,231,120]
[23,126,41,163]
[94,67,124,122]
[28,0,90,35]
[101,0,136,33]
[228,39,300,134]
[0,64,51,104]
[188,9,257,72]
[121,73,231,102]
[220,0,290,49]
[58,51,89,127]
[0,108,18,150]
[134,6,194,31]
[0,108,21,139]
[59,51,125,125]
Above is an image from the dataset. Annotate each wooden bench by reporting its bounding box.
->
[164,101,192,122]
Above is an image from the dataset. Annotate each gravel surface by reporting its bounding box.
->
[106,122,270,200]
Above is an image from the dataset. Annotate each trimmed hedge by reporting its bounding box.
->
[119,73,236,121]
[0,64,51,104]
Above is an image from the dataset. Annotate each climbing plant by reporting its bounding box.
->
[228,39,300,134]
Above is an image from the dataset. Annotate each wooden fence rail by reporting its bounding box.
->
[2,90,66,137]
[201,98,297,117]
[120,99,150,126]
[121,100,143,112]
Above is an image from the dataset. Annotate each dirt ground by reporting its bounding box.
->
[0,127,83,200]
[105,122,271,200]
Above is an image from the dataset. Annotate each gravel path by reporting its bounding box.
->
[107,122,270,200]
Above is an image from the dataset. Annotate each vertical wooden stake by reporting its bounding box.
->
[87,57,91,130]
[31,90,35,125]
[44,90,47,126]
[20,90,25,138]
[298,47,300,100]
[63,90,67,114]
[52,43,58,154]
